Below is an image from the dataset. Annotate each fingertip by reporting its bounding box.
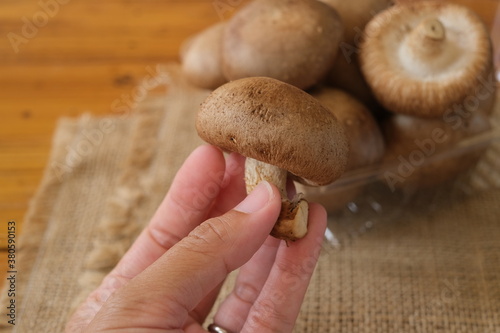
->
[282,202,327,250]
[226,151,245,167]
[234,181,279,215]
[306,203,328,249]
[221,151,246,191]
[193,144,224,161]
[178,144,225,178]
[308,202,328,231]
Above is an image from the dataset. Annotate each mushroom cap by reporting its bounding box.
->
[319,0,394,112]
[360,1,494,117]
[311,88,385,170]
[222,0,343,90]
[180,22,227,89]
[196,77,349,186]
[319,0,394,44]
[326,51,383,113]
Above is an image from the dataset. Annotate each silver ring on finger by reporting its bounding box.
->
[207,323,232,333]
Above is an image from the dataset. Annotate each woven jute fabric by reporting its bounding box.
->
[2,64,499,332]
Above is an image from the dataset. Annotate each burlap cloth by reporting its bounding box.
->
[2,64,500,333]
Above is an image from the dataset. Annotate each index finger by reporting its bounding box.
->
[115,144,228,279]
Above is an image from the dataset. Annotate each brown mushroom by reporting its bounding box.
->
[319,0,394,46]
[381,112,491,191]
[312,88,385,169]
[222,0,343,90]
[297,88,386,212]
[326,56,383,113]
[180,22,227,89]
[320,0,394,111]
[196,77,349,240]
[360,1,496,117]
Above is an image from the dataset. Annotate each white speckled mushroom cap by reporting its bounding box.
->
[196,77,349,186]
[360,1,494,117]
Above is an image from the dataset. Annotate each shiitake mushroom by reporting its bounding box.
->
[360,1,496,117]
[197,77,349,240]
[180,22,227,90]
[222,0,344,90]
[320,0,394,112]
[381,112,492,191]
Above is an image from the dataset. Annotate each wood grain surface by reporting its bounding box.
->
[0,0,498,286]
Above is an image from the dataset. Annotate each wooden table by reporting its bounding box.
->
[0,0,229,278]
[0,0,498,281]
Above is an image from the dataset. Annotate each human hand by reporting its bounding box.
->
[66,144,327,333]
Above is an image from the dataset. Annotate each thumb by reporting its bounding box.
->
[87,181,282,332]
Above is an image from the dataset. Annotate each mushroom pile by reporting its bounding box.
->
[180,0,496,240]
[360,1,496,191]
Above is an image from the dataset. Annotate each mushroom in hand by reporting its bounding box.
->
[196,77,349,241]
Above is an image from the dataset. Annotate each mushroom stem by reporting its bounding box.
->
[245,158,309,241]
[406,18,446,59]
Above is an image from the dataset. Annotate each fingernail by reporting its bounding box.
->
[234,181,274,214]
